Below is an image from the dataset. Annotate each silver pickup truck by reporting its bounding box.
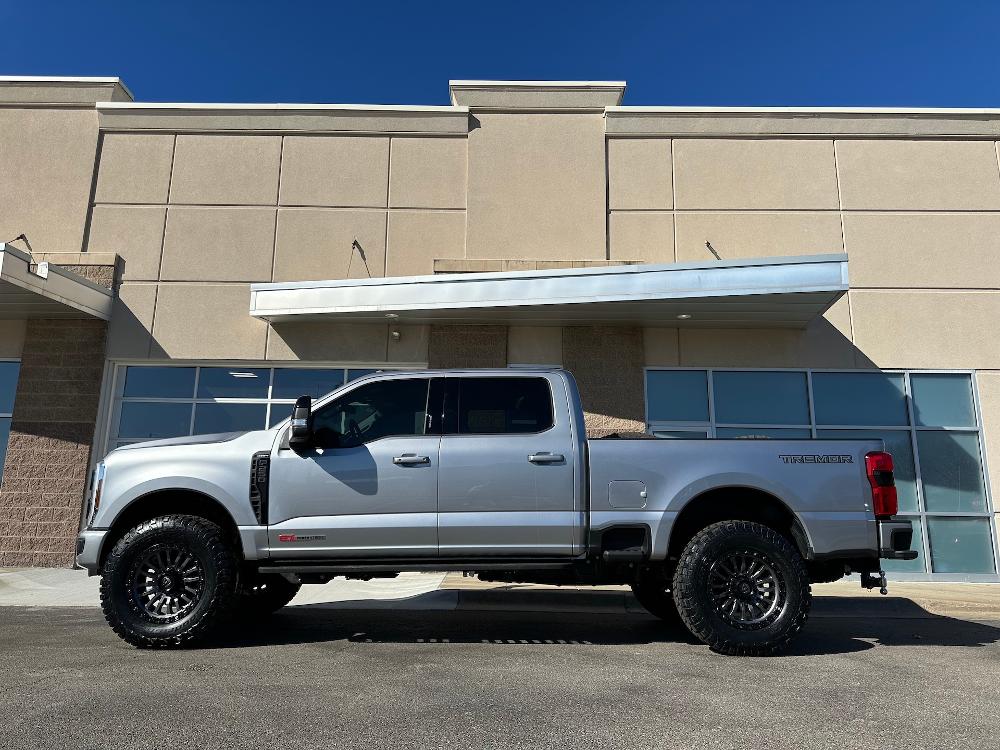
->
[78,368,914,655]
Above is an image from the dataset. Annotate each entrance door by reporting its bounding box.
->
[437,375,578,556]
[267,376,440,558]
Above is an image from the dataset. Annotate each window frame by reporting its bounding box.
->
[644,366,1000,582]
[0,358,20,475]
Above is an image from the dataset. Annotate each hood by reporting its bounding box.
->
[114,432,245,451]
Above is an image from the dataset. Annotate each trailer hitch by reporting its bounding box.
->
[861,569,888,596]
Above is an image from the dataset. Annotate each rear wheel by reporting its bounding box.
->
[237,572,301,617]
[100,514,239,649]
[672,520,811,656]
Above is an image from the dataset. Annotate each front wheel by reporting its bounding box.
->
[99,515,240,648]
[672,520,811,656]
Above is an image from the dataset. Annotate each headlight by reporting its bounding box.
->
[89,462,106,524]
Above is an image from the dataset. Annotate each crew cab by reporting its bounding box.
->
[78,368,915,655]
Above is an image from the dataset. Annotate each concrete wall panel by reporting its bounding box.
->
[160,207,275,282]
[675,211,844,262]
[106,282,156,358]
[95,133,174,204]
[466,113,606,259]
[86,205,166,281]
[837,140,1000,210]
[0,108,98,253]
[151,284,266,359]
[169,135,281,205]
[280,136,389,207]
[844,212,1000,289]
[273,208,386,282]
[608,212,674,263]
[386,211,466,277]
[266,322,390,362]
[607,138,673,209]
[673,139,839,210]
[0,320,27,358]
[389,137,467,209]
[850,290,1000,369]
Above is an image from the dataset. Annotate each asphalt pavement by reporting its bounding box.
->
[1,590,999,750]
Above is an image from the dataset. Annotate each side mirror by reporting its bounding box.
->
[288,395,312,447]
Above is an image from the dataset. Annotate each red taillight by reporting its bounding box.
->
[865,450,898,518]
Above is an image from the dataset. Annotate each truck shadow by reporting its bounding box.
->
[204,592,1000,656]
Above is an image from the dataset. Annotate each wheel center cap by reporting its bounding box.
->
[161,575,175,591]
[737,581,752,596]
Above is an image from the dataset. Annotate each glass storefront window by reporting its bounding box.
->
[927,517,996,574]
[646,368,997,576]
[917,431,987,513]
[813,372,908,426]
[712,371,809,425]
[123,366,195,399]
[109,365,406,450]
[911,373,976,428]
[646,371,709,423]
[272,368,345,400]
[0,360,20,473]
[196,367,269,399]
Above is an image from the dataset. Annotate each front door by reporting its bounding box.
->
[267,376,440,558]
[437,375,578,556]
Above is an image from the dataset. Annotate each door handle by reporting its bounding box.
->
[393,454,430,465]
[528,453,564,464]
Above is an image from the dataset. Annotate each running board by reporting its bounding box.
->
[257,558,580,575]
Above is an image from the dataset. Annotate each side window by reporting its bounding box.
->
[457,377,553,435]
[312,378,430,448]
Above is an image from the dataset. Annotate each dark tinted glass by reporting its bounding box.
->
[712,371,809,425]
[0,416,10,472]
[458,377,553,434]
[193,403,267,435]
[0,362,19,414]
[312,378,429,448]
[118,402,192,439]
[646,370,709,422]
[272,368,345,399]
[196,368,269,399]
[812,372,908,426]
[123,366,195,399]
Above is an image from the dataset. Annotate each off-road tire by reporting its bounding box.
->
[237,573,301,617]
[630,578,682,626]
[100,514,240,649]
[672,520,811,656]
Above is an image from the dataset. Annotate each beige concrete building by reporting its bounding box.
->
[0,76,996,579]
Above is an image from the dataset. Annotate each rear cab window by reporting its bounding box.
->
[450,377,554,435]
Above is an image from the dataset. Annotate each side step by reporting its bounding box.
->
[257,558,579,576]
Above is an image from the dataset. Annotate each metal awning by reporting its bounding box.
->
[0,243,114,320]
[250,254,848,328]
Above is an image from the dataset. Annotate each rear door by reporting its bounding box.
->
[437,374,578,556]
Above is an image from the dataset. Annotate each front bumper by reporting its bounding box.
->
[75,529,108,575]
[878,519,918,560]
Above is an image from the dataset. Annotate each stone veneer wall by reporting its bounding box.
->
[562,326,646,437]
[428,325,508,368]
[0,263,115,567]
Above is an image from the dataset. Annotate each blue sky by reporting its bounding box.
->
[2,1,999,106]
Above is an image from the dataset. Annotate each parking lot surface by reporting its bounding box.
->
[1,596,998,750]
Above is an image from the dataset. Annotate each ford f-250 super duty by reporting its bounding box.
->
[77,369,915,655]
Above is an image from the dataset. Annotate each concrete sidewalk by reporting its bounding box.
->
[2,566,999,620]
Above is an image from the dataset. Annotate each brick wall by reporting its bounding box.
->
[0,316,109,567]
[562,326,646,437]
[428,325,508,369]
